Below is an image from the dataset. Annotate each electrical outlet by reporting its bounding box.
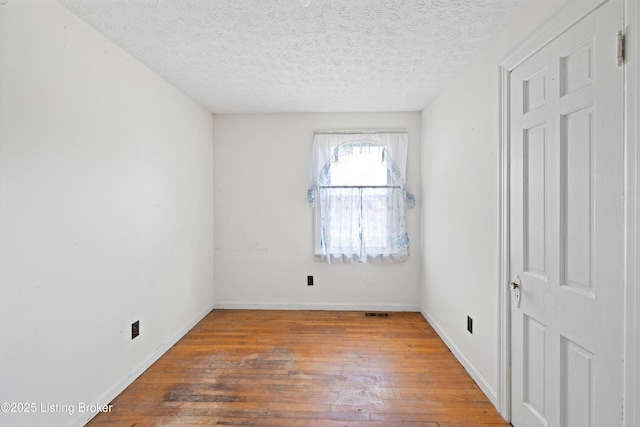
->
[467,316,473,334]
[132,320,140,339]
[307,275,314,286]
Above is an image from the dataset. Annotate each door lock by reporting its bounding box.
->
[507,275,522,308]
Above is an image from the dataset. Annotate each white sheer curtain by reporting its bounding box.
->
[308,132,414,264]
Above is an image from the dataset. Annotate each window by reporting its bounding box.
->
[308,132,415,264]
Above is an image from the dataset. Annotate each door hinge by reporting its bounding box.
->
[617,30,625,67]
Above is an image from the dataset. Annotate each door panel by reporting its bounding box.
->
[561,106,594,296]
[560,336,594,427]
[524,124,548,278]
[509,1,624,426]
[523,315,547,426]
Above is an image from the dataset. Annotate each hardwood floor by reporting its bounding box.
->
[87,310,510,426]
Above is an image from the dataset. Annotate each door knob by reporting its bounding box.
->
[507,275,522,308]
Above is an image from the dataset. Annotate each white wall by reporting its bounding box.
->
[0,1,214,426]
[214,113,421,311]
[419,0,572,406]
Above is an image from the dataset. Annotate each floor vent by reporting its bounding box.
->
[364,312,389,318]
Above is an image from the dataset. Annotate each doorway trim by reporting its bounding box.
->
[497,0,630,422]
[624,1,639,426]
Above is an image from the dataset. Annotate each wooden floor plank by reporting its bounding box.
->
[87,310,509,426]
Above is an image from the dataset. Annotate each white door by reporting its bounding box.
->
[509,1,624,426]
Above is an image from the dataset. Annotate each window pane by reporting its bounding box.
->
[361,188,389,251]
[320,187,361,255]
[330,145,387,186]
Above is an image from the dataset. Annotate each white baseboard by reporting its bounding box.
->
[213,302,421,312]
[420,309,499,407]
[70,303,214,427]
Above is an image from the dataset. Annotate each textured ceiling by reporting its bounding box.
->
[55,0,520,113]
